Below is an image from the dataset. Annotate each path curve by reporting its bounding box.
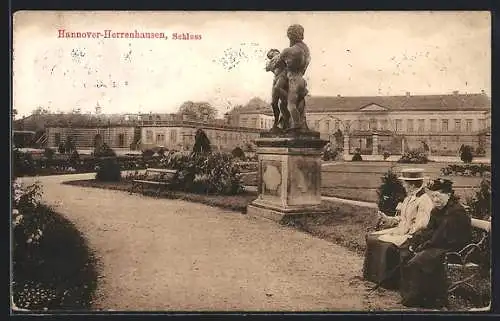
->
[20,174,403,311]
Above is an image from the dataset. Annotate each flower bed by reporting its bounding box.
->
[441,164,491,177]
[397,150,429,164]
[12,180,98,311]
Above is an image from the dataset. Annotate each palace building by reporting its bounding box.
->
[229,92,491,156]
[45,120,260,152]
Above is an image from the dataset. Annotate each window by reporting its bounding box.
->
[430,119,437,132]
[146,130,153,143]
[380,119,388,130]
[418,119,425,132]
[407,119,414,132]
[465,119,473,132]
[344,120,351,131]
[454,119,461,132]
[441,120,449,132]
[241,117,248,127]
[156,133,165,144]
[170,130,177,144]
[118,133,125,147]
[314,120,320,129]
[260,119,264,128]
[251,118,257,128]
[395,119,403,131]
[55,133,61,146]
[325,120,330,132]
[359,120,369,130]
[369,119,377,130]
[335,120,340,130]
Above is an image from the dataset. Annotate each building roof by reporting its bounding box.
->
[238,93,491,114]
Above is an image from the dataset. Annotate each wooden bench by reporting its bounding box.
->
[130,168,178,197]
[444,218,491,305]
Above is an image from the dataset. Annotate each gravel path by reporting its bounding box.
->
[20,174,404,312]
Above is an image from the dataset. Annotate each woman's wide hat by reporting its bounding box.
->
[398,168,427,181]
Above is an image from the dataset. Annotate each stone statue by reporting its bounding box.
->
[265,48,290,131]
[265,24,311,134]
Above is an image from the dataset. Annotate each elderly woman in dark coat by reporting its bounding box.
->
[400,178,472,308]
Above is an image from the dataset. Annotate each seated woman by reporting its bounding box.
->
[399,178,472,308]
[363,168,433,289]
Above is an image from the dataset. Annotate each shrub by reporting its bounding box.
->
[57,143,65,154]
[460,145,474,163]
[13,149,36,177]
[465,174,491,220]
[322,143,340,161]
[157,152,243,195]
[157,148,166,157]
[95,157,121,182]
[142,149,154,158]
[351,149,363,161]
[94,145,120,182]
[63,137,76,154]
[69,150,80,168]
[475,146,486,156]
[43,148,55,160]
[440,164,491,177]
[377,169,407,216]
[231,147,245,159]
[383,151,391,160]
[397,150,428,164]
[192,129,211,155]
[94,143,116,157]
[244,142,256,152]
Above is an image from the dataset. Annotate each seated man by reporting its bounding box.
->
[363,168,434,289]
[399,178,472,308]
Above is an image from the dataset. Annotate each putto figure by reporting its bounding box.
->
[265,48,289,131]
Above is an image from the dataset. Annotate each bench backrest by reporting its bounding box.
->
[146,168,177,174]
[471,218,491,233]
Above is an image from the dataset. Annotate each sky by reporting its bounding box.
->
[13,11,491,118]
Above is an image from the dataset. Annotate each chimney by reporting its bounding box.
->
[453,90,459,95]
[406,92,410,97]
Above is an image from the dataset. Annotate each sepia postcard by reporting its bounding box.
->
[11,11,492,313]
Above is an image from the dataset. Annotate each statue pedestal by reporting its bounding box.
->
[246,131,329,223]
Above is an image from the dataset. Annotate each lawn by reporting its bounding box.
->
[242,161,485,203]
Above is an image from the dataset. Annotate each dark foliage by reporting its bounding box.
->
[13,149,37,177]
[142,149,154,158]
[231,147,245,159]
[95,157,121,182]
[460,145,474,164]
[440,164,490,177]
[465,175,491,220]
[192,129,212,154]
[377,169,407,216]
[397,150,429,164]
[351,151,363,162]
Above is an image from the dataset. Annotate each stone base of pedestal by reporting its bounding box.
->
[246,130,328,224]
[247,200,331,224]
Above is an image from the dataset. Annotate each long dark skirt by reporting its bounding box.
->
[363,234,402,289]
[400,247,448,308]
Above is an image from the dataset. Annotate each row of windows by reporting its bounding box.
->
[240,117,273,129]
[54,132,128,147]
[310,118,481,133]
[145,129,254,145]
